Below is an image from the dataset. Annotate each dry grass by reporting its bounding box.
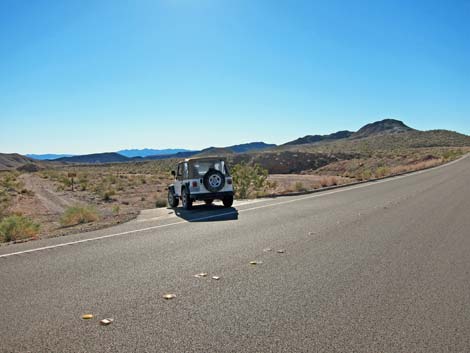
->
[267,174,350,194]
[0,215,40,242]
[320,176,338,187]
[155,198,167,208]
[315,147,468,180]
[389,158,444,174]
[60,206,100,227]
[0,171,34,220]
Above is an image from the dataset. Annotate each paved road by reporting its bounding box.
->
[1,156,470,353]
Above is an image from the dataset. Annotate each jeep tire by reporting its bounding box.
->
[167,188,179,208]
[182,188,193,210]
[204,199,214,205]
[203,169,225,192]
[222,195,233,208]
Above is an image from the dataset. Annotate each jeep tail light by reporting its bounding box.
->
[227,178,232,185]
[192,181,198,187]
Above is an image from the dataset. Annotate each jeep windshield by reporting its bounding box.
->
[191,160,228,178]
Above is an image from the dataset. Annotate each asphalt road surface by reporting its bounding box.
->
[1,156,470,353]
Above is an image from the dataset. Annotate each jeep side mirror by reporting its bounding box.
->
[171,170,176,176]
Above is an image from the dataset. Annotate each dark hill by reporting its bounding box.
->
[227,142,276,153]
[144,151,199,160]
[117,148,192,158]
[26,154,75,160]
[284,130,353,146]
[352,119,413,138]
[56,153,130,164]
[0,153,44,171]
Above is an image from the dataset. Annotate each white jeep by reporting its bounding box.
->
[167,157,234,210]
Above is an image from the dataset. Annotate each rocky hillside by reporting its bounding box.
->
[283,119,413,146]
[351,119,414,138]
[0,153,44,171]
[220,120,470,173]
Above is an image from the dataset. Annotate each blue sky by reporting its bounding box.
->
[1,0,469,154]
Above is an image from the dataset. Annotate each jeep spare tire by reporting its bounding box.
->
[203,169,225,192]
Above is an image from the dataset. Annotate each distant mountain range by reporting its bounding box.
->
[42,142,276,164]
[54,152,130,164]
[117,148,193,158]
[26,154,75,160]
[27,143,275,161]
[4,119,467,170]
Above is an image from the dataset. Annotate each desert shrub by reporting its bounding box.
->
[320,176,338,187]
[40,170,60,181]
[59,174,72,187]
[442,149,462,161]
[60,206,99,227]
[0,215,40,242]
[390,165,409,174]
[320,177,329,187]
[110,175,118,184]
[294,182,307,192]
[102,189,116,201]
[155,198,167,208]
[360,169,373,180]
[231,162,268,199]
[253,190,268,198]
[78,174,89,190]
[94,183,116,201]
[0,173,23,192]
[374,166,390,178]
[112,205,120,215]
[0,206,8,220]
[20,188,35,196]
[0,191,11,219]
[267,180,277,190]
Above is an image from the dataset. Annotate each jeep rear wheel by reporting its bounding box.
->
[167,189,179,208]
[182,189,193,210]
[222,195,233,208]
[204,199,214,205]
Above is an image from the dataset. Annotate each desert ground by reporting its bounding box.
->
[0,145,468,243]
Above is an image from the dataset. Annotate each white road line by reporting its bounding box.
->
[0,155,466,259]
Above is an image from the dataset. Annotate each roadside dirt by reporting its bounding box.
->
[1,173,133,241]
[20,174,83,214]
[268,174,354,194]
